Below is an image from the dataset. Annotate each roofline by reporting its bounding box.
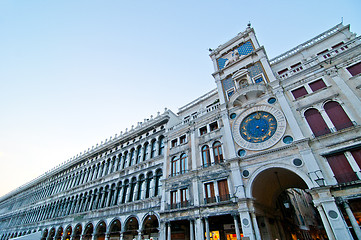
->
[269,23,350,65]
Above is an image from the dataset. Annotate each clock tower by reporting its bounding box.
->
[208,25,330,240]
[209,25,300,155]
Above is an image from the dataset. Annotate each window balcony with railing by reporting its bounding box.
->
[334,172,359,184]
[204,194,231,204]
[168,170,189,178]
[167,200,192,210]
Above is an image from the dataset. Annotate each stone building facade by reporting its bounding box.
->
[0,23,361,240]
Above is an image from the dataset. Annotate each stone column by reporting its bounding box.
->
[189,219,195,240]
[195,218,204,240]
[316,204,335,240]
[330,73,361,117]
[233,215,241,240]
[167,222,171,240]
[343,201,361,240]
[250,212,261,240]
[204,217,210,240]
[140,181,147,200]
[137,230,142,240]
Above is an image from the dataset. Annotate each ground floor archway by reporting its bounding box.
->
[251,167,327,240]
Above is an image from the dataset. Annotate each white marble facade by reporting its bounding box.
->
[1,23,361,240]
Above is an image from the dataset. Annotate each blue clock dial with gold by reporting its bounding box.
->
[240,111,277,143]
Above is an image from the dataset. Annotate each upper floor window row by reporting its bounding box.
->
[199,121,219,136]
[291,79,327,100]
[304,101,355,137]
[170,134,187,148]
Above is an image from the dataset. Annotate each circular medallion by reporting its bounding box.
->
[232,105,286,150]
[240,111,277,143]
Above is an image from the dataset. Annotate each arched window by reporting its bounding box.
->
[122,152,128,169]
[171,157,179,176]
[137,175,145,200]
[143,142,149,161]
[114,182,122,205]
[121,180,129,203]
[116,154,122,171]
[150,140,156,158]
[158,136,165,155]
[145,172,153,198]
[128,177,137,202]
[129,149,135,167]
[202,145,211,167]
[154,169,162,196]
[180,154,188,174]
[213,141,223,163]
[324,101,353,131]
[304,108,330,137]
[136,146,142,164]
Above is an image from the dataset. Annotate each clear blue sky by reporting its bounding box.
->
[0,0,360,197]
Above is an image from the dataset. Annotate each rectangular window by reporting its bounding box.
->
[180,135,186,144]
[217,179,230,201]
[277,68,288,75]
[180,188,188,207]
[204,182,215,203]
[291,86,308,99]
[170,190,177,209]
[326,153,358,184]
[171,139,177,148]
[309,79,326,92]
[347,62,361,76]
[199,126,207,136]
[210,122,218,131]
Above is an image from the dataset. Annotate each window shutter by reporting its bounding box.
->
[324,101,353,130]
[309,79,326,92]
[217,179,229,196]
[326,154,358,183]
[347,62,361,76]
[291,86,308,99]
[304,108,330,137]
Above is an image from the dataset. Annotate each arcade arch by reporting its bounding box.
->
[250,167,327,240]
[123,216,139,240]
[108,219,121,240]
[94,221,106,240]
[142,214,159,239]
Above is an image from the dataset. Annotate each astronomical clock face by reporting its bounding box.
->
[232,105,286,151]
